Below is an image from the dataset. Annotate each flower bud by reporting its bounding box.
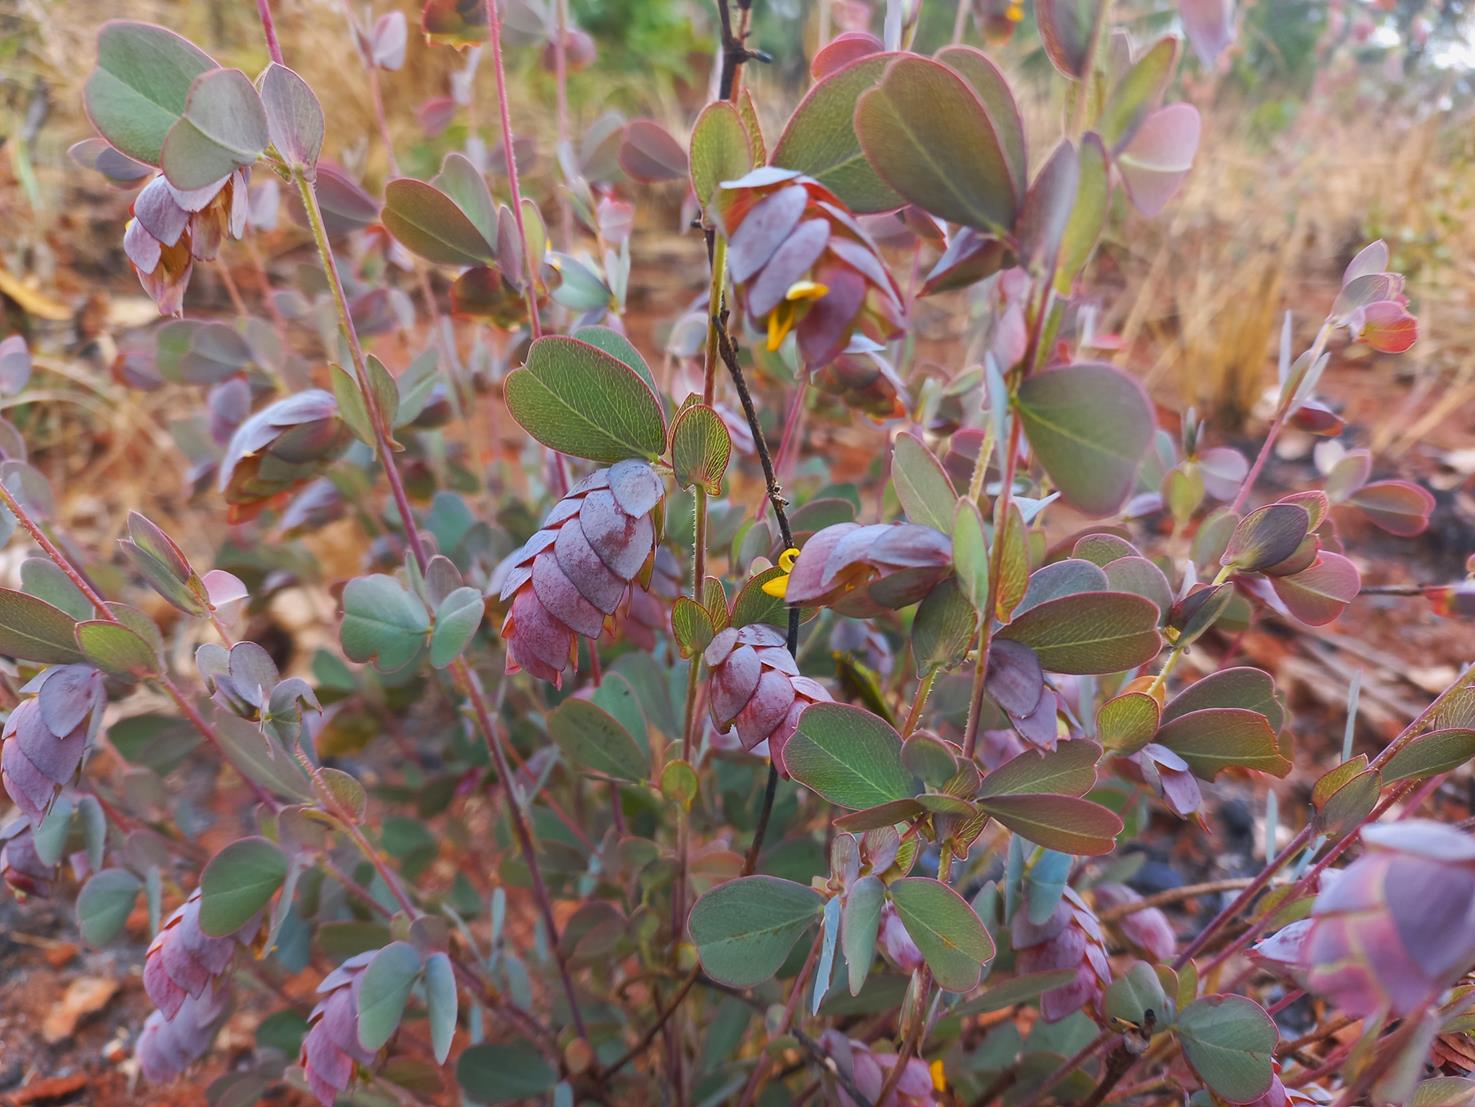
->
[495,460,665,685]
[218,390,353,521]
[716,168,905,368]
[124,170,250,315]
[783,523,952,617]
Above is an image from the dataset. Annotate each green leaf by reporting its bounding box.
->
[812,895,841,1015]
[842,875,884,997]
[1177,995,1277,1104]
[429,586,484,669]
[571,325,660,396]
[199,836,288,936]
[1100,36,1179,150]
[21,559,94,622]
[690,101,753,207]
[671,403,731,495]
[1104,961,1171,1032]
[978,741,1100,799]
[340,574,428,672]
[688,875,825,988]
[382,178,495,266]
[424,952,458,1064]
[457,1041,556,1103]
[1097,692,1161,755]
[671,596,715,658]
[110,712,201,774]
[952,500,989,613]
[1056,133,1109,294]
[855,55,1017,231]
[77,869,142,946]
[1221,504,1311,573]
[932,46,1027,198]
[160,68,268,190]
[505,336,667,464]
[999,591,1161,675]
[1155,708,1291,780]
[911,576,976,675]
[889,877,995,992]
[0,588,84,663]
[770,54,903,213]
[1382,729,1475,785]
[1037,0,1103,77]
[258,63,323,172]
[978,793,1123,856]
[213,714,314,803]
[546,698,648,783]
[358,941,424,1052]
[1015,364,1154,517]
[84,21,216,165]
[77,620,159,678]
[891,431,956,533]
[784,702,919,810]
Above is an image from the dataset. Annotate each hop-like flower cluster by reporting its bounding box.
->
[1303,820,1475,1018]
[1,666,105,826]
[496,460,666,685]
[819,1030,939,1107]
[715,167,905,368]
[878,901,924,974]
[124,170,250,315]
[0,818,53,898]
[143,890,254,1020]
[137,988,230,1083]
[704,623,830,771]
[782,523,952,617]
[218,391,353,521]
[138,889,256,1082]
[1011,886,1111,1023]
[302,952,379,1106]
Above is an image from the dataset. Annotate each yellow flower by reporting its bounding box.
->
[766,280,830,351]
[930,1058,947,1092]
[760,547,801,598]
[1006,2,1024,22]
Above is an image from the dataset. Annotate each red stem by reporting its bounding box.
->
[256,0,286,65]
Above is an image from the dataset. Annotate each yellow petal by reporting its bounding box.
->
[930,1059,947,1092]
[784,279,830,303]
[767,301,796,351]
[778,547,800,571]
[760,573,790,599]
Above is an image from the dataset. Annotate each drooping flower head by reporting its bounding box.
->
[715,167,905,368]
[0,665,105,827]
[495,460,666,685]
[1011,886,1111,1023]
[301,952,381,1106]
[124,170,250,315]
[780,523,952,617]
[218,391,353,521]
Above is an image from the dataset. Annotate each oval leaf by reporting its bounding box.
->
[999,591,1162,675]
[784,702,918,810]
[889,877,995,992]
[199,836,288,936]
[689,875,825,988]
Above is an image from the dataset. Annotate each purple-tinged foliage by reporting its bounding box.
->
[124,169,251,314]
[1093,883,1176,962]
[1303,821,1475,1018]
[819,1030,939,1107]
[217,390,352,520]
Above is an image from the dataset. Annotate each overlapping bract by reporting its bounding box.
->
[124,170,250,314]
[704,623,830,770]
[1303,820,1475,1017]
[616,546,681,652]
[138,889,255,1084]
[715,168,905,368]
[811,342,908,420]
[497,460,666,685]
[218,390,353,519]
[819,1030,939,1107]
[1092,883,1176,962]
[1011,886,1111,1022]
[0,666,105,826]
[302,952,380,1106]
[0,818,53,898]
[143,890,255,1020]
[784,523,952,617]
[137,988,230,1083]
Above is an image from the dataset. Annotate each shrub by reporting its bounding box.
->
[1,1,1473,1105]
